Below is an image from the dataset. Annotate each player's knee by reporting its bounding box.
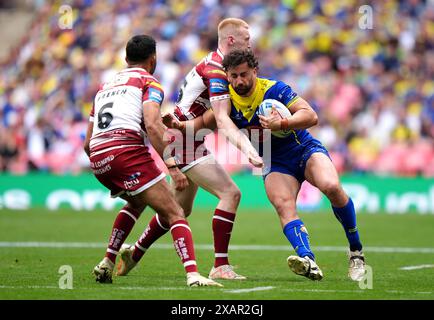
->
[228,185,241,205]
[169,207,186,222]
[127,203,145,214]
[218,184,241,206]
[321,181,343,201]
[160,203,186,224]
[270,195,296,216]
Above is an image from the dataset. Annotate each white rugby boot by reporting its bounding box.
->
[208,265,247,280]
[287,255,324,281]
[187,272,223,287]
[92,257,114,283]
[116,244,137,276]
[348,250,366,281]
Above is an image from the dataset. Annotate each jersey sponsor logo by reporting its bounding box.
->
[92,164,111,175]
[209,78,228,94]
[148,88,163,104]
[90,155,114,169]
[174,237,190,260]
[90,154,115,175]
[123,177,140,190]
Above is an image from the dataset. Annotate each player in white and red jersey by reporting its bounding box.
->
[84,35,221,287]
[116,19,262,281]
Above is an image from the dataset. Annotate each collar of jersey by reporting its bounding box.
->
[216,48,224,59]
[229,78,276,122]
[123,67,146,72]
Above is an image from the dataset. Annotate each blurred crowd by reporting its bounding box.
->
[0,0,433,176]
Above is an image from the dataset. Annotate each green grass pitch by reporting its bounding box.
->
[0,208,433,300]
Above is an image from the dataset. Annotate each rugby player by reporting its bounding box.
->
[116,18,260,281]
[171,50,367,281]
[84,35,222,287]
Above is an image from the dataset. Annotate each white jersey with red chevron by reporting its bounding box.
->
[174,49,230,121]
[89,67,164,154]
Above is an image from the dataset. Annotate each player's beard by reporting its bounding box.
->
[234,80,253,96]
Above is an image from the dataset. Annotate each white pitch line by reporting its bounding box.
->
[224,286,275,293]
[0,285,58,290]
[0,285,214,291]
[1,242,434,254]
[399,264,434,270]
[282,288,434,295]
[0,285,431,296]
[282,288,364,294]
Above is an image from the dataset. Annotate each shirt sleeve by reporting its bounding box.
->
[204,65,230,102]
[143,80,165,105]
[272,81,299,108]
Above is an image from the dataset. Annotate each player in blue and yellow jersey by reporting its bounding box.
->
[172,50,366,281]
[226,49,366,281]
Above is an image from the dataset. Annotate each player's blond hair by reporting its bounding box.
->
[217,18,249,43]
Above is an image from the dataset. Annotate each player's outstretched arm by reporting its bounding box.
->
[162,109,217,132]
[259,97,318,131]
[212,98,263,168]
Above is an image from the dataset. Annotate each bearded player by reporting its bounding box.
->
[170,50,367,282]
[116,18,263,281]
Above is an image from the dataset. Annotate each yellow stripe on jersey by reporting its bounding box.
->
[208,69,227,76]
[286,96,300,109]
[229,78,276,122]
[149,81,163,91]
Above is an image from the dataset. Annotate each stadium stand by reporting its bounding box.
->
[0,0,432,176]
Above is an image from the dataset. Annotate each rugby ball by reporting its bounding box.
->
[257,99,292,138]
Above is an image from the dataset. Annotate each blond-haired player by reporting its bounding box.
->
[116,18,262,281]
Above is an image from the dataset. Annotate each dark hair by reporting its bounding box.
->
[222,49,259,71]
[126,35,156,63]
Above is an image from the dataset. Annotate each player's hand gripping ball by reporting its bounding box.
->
[257,99,292,138]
